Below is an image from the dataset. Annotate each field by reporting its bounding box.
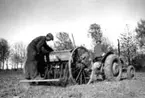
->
[0,70,145,98]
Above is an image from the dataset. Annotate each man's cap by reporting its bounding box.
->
[46,33,54,40]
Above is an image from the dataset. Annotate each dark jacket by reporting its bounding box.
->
[28,36,53,53]
[26,36,53,61]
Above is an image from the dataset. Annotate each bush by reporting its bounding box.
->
[132,54,145,70]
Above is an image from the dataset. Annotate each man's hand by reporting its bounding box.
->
[41,47,49,54]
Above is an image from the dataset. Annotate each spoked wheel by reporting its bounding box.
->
[68,46,91,85]
[127,65,135,79]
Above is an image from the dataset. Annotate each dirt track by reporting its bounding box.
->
[0,70,145,98]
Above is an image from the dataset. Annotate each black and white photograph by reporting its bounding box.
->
[0,0,145,98]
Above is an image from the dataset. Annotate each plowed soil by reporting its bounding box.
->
[0,70,145,98]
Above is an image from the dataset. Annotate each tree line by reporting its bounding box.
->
[0,19,145,70]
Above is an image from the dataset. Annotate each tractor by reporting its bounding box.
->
[88,39,135,83]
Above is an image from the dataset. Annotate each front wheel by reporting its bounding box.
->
[127,65,135,79]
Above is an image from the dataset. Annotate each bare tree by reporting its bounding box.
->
[10,42,26,69]
[119,25,137,64]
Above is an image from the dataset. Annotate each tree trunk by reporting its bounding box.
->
[127,48,130,65]
[2,59,5,70]
[17,62,19,69]
[21,62,23,69]
[0,62,1,69]
[12,64,14,69]
[6,59,8,69]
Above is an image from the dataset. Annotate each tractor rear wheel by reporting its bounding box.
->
[104,54,122,81]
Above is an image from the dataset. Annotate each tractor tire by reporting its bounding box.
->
[104,54,122,81]
[127,65,135,79]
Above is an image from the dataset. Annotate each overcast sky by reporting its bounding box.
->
[0,0,145,48]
